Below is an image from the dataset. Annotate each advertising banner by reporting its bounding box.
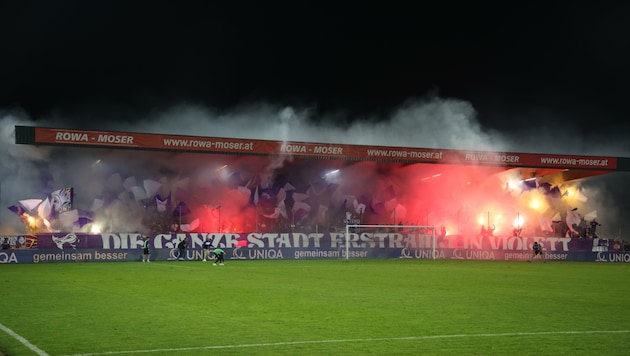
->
[31,126,617,169]
[1,232,629,264]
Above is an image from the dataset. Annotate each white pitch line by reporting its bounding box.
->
[64,329,630,356]
[0,321,50,356]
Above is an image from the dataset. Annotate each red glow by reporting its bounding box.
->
[16,149,588,236]
[157,158,574,237]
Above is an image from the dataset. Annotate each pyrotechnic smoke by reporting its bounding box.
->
[1,97,629,238]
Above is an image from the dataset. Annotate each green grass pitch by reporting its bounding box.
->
[1,259,629,355]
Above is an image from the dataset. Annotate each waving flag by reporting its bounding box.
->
[58,209,79,230]
[51,187,73,213]
[37,198,53,220]
[19,199,43,214]
[391,203,407,221]
[181,218,200,232]
[317,204,329,224]
[253,186,260,206]
[106,173,123,192]
[155,194,171,212]
[551,212,562,222]
[91,198,105,211]
[539,216,554,232]
[566,209,582,233]
[123,176,137,191]
[237,186,251,200]
[277,188,286,203]
[173,201,192,217]
[8,205,26,216]
[583,210,597,221]
[306,184,317,196]
[278,200,288,219]
[143,179,162,198]
[130,186,148,201]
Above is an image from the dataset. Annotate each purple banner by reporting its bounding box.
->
[2,247,630,264]
[30,232,627,253]
[1,232,628,264]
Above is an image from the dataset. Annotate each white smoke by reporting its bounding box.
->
[1,97,629,236]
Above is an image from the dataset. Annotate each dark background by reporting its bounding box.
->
[2,2,629,135]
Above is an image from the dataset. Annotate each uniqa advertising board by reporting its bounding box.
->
[1,232,629,264]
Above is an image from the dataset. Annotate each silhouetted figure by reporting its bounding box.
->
[529,241,545,262]
[590,219,601,238]
[177,238,187,260]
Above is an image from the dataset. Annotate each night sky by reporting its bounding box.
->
[2,2,630,236]
[2,2,630,135]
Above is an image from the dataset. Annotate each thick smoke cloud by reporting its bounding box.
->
[1,97,629,239]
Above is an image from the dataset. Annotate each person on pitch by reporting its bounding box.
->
[177,238,187,261]
[529,240,545,262]
[202,237,212,261]
[213,247,225,266]
[142,235,151,262]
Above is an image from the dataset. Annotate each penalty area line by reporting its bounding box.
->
[0,321,50,356]
[64,329,630,356]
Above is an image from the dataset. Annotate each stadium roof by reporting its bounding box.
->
[14,125,630,184]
